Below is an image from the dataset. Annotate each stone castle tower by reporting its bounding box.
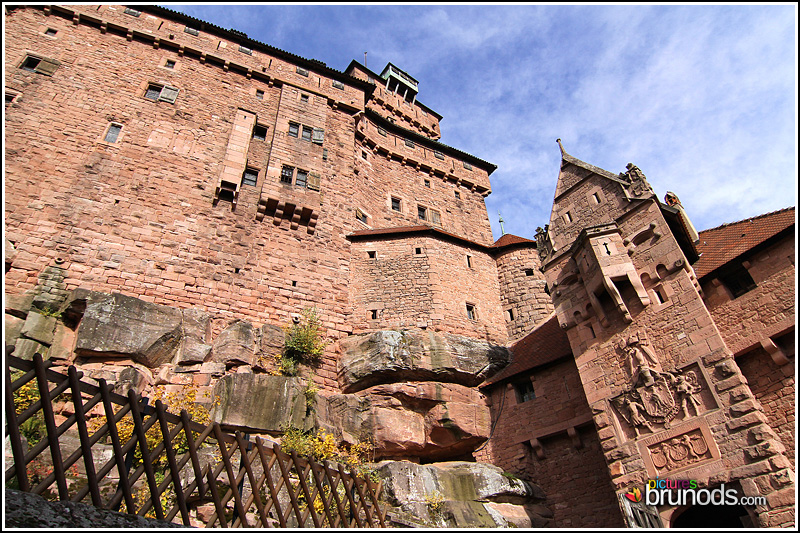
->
[4,4,795,529]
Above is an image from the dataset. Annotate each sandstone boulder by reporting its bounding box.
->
[317,381,489,461]
[176,308,212,365]
[338,330,510,392]
[210,374,313,433]
[212,319,256,366]
[74,292,183,367]
[376,460,551,528]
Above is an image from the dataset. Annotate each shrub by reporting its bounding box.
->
[283,308,327,369]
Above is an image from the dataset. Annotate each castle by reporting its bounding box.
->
[4,5,795,528]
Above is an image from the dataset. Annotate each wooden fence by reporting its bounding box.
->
[5,351,386,527]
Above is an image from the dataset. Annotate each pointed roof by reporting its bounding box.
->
[693,207,795,279]
[491,233,536,249]
[553,139,628,200]
[481,314,572,387]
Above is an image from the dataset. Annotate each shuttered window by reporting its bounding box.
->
[295,169,308,188]
[312,128,324,145]
[144,83,179,103]
[20,55,60,76]
[307,173,321,191]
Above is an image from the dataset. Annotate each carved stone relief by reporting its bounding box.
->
[619,163,654,199]
[637,419,721,478]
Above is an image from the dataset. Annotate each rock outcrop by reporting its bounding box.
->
[376,460,552,528]
[337,330,510,392]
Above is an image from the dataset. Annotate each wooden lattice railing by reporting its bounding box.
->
[4,351,386,527]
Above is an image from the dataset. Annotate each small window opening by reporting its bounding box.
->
[565,211,573,223]
[454,190,461,199]
[295,169,308,188]
[424,179,431,188]
[592,192,601,204]
[44,28,57,37]
[434,150,444,160]
[514,380,535,403]
[525,268,534,276]
[21,56,41,72]
[5,93,17,106]
[280,165,294,184]
[377,126,387,136]
[288,122,299,138]
[417,205,427,221]
[291,280,297,287]
[587,323,596,339]
[300,94,309,103]
[104,123,122,143]
[430,210,441,226]
[507,308,515,321]
[124,7,141,17]
[356,208,368,224]
[184,26,199,36]
[361,150,368,160]
[370,309,379,320]
[391,197,401,212]
[463,161,473,171]
[252,124,268,141]
[653,287,666,304]
[302,126,313,142]
[466,303,477,321]
[333,80,344,90]
[323,148,328,161]
[234,268,240,274]
[242,168,258,187]
[296,66,309,76]
[367,251,376,259]
[466,255,473,268]
[239,45,252,55]
[415,247,422,255]
[165,59,176,69]
[718,263,757,298]
[256,89,264,99]
[405,138,415,148]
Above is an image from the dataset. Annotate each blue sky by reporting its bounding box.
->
[167,3,797,242]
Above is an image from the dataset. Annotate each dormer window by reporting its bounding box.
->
[380,63,419,104]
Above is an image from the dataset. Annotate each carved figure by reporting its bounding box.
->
[623,397,654,436]
[620,163,654,198]
[672,372,702,419]
[621,333,659,387]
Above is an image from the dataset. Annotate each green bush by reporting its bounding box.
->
[281,308,327,374]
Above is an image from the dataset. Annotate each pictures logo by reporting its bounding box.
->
[625,487,642,503]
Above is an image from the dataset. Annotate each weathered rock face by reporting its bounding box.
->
[74,292,183,367]
[212,320,256,367]
[210,374,313,433]
[376,460,552,528]
[176,308,212,365]
[338,330,511,392]
[317,381,489,461]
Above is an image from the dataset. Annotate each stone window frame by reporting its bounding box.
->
[238,45,253,56]
[405,138,415,149]
[463,161,473,171]
[143,82,179,104]
[390,196,402,213]
[300,93,310,103]
[124,7,141,17]
[288,122,300,138]
[295,169,309,188]
[43,27,58,37]
[512,378,535,403]
[5,90,20,106]
[466,255,473,269]
[241,167,259,187]
[96,122,125,146]
[184,26,200,36]
[332,80,345,90]
[466,303,478,321]
[454,190,461,199]
[301,125,313,142]
[19,53,60,76]
[255,89,265,99]
[163,58,177,70]
[355,207,370,226]
[280,165,295,184]
[296,66,309,77]
[252,123,268,141]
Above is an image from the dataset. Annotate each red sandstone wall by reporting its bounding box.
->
[495,245,553,339]
[476,358,625,527]
[349,236,506,343]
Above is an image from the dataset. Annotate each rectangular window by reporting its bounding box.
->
[5,92,18,106]
[295,169,308,188]
[252,124,268,141]
[165,59,176,69]
[20,55,60,76]
[104,123,122,143]
[239,45,252,55]
[718,263,757,298]
[424,179,431,188]
[463,161,473,170]
[430,209,441,226]
[434,150,445,160]
[564,211,573,223]
[44,28,57,37]
[242,168,258,187]
[256,89,264,99]
[322,148,328,161]
[301,126,313,142]
[507,308,515,321]
[332,80,344,90]
[296,66,309,77]
[124,7,141,17]
[307,172,321,191]
[300,94,309,103]
[405,138,415,149]
[454,190,461,199]
[312,128,324,145]
[391,197,401,212]
[280,165,294,184]
[356,208,367,224]
[144,84,179,103]
[466,303,477,321]
[514,380,535,403]
[466,255,473,268]
[377,126,387,136]
[20,56,41,71]
[417,205,427,221]
[184,26,199,36]
[288,122,299,138]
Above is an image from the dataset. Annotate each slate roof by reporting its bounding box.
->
[481,314,572,387]
[693,207,795,279]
